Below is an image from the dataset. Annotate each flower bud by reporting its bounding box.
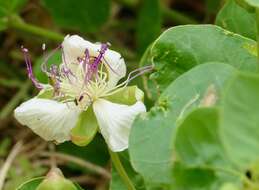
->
[36,168,77,190]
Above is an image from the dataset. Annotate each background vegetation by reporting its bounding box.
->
[0,0,232,189]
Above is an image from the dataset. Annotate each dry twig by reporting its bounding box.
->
[0,141,23,190]
[39,151,111,179]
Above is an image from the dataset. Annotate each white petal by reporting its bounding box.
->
[105,51,126,88]
[93,99,146,152]
[62,35,126,87]
[62,35,94,64]
[14,98,80,143]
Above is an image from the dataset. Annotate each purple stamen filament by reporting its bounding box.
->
[83,43,110,83]
[21,46,44,90]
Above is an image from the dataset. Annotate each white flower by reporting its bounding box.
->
[14,35,151,152]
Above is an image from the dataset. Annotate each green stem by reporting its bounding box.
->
[256,8,259,66]
[108,149,136,190]
[162,6,198,24]
[0,78,22,88]
[8,16,64,42]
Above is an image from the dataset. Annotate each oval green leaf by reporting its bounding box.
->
[175,107,229,168]
[216,0,256,40]
[129,63,237,185]
[220,72,259,169]
[141,25,257,98]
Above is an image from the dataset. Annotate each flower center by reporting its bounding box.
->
[50,43,115,110]
[21,42,153,111]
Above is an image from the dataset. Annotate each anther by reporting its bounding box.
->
[79,95,84,102]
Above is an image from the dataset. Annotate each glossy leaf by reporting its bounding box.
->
[216,0,256,40]
[41,0,110,32]
[173,71,259,188]
[171,163,217,190]
[172,108,241,189]
[175,108,230,168]
[220,72,259,169]
[129,63,236,185]
[140,25,257,98]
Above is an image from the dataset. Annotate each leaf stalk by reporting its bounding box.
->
[108,149,136,190]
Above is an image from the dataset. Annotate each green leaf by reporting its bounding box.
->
[216,0,256,40]
[16,177,44,190]
[141,25,257,97]
[172,71,259,188]
[171,163,217,190]
[129,63,236,186]
[71,107,98,147]
[136,0,161,54]
[172,108,242,189]
[175,108,230,168]
[220,72,259,169]
[41,0,110,32]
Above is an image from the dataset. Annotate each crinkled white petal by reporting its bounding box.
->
[105,52,126,88]
[62,35,94,64]
[62,35,126,87]
[93,98,146,152]
[14,98,80,143]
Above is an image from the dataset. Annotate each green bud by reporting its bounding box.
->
[36,168,77,190]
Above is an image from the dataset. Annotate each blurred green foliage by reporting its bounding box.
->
[41,0,110,33]
[2,0,259,190]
